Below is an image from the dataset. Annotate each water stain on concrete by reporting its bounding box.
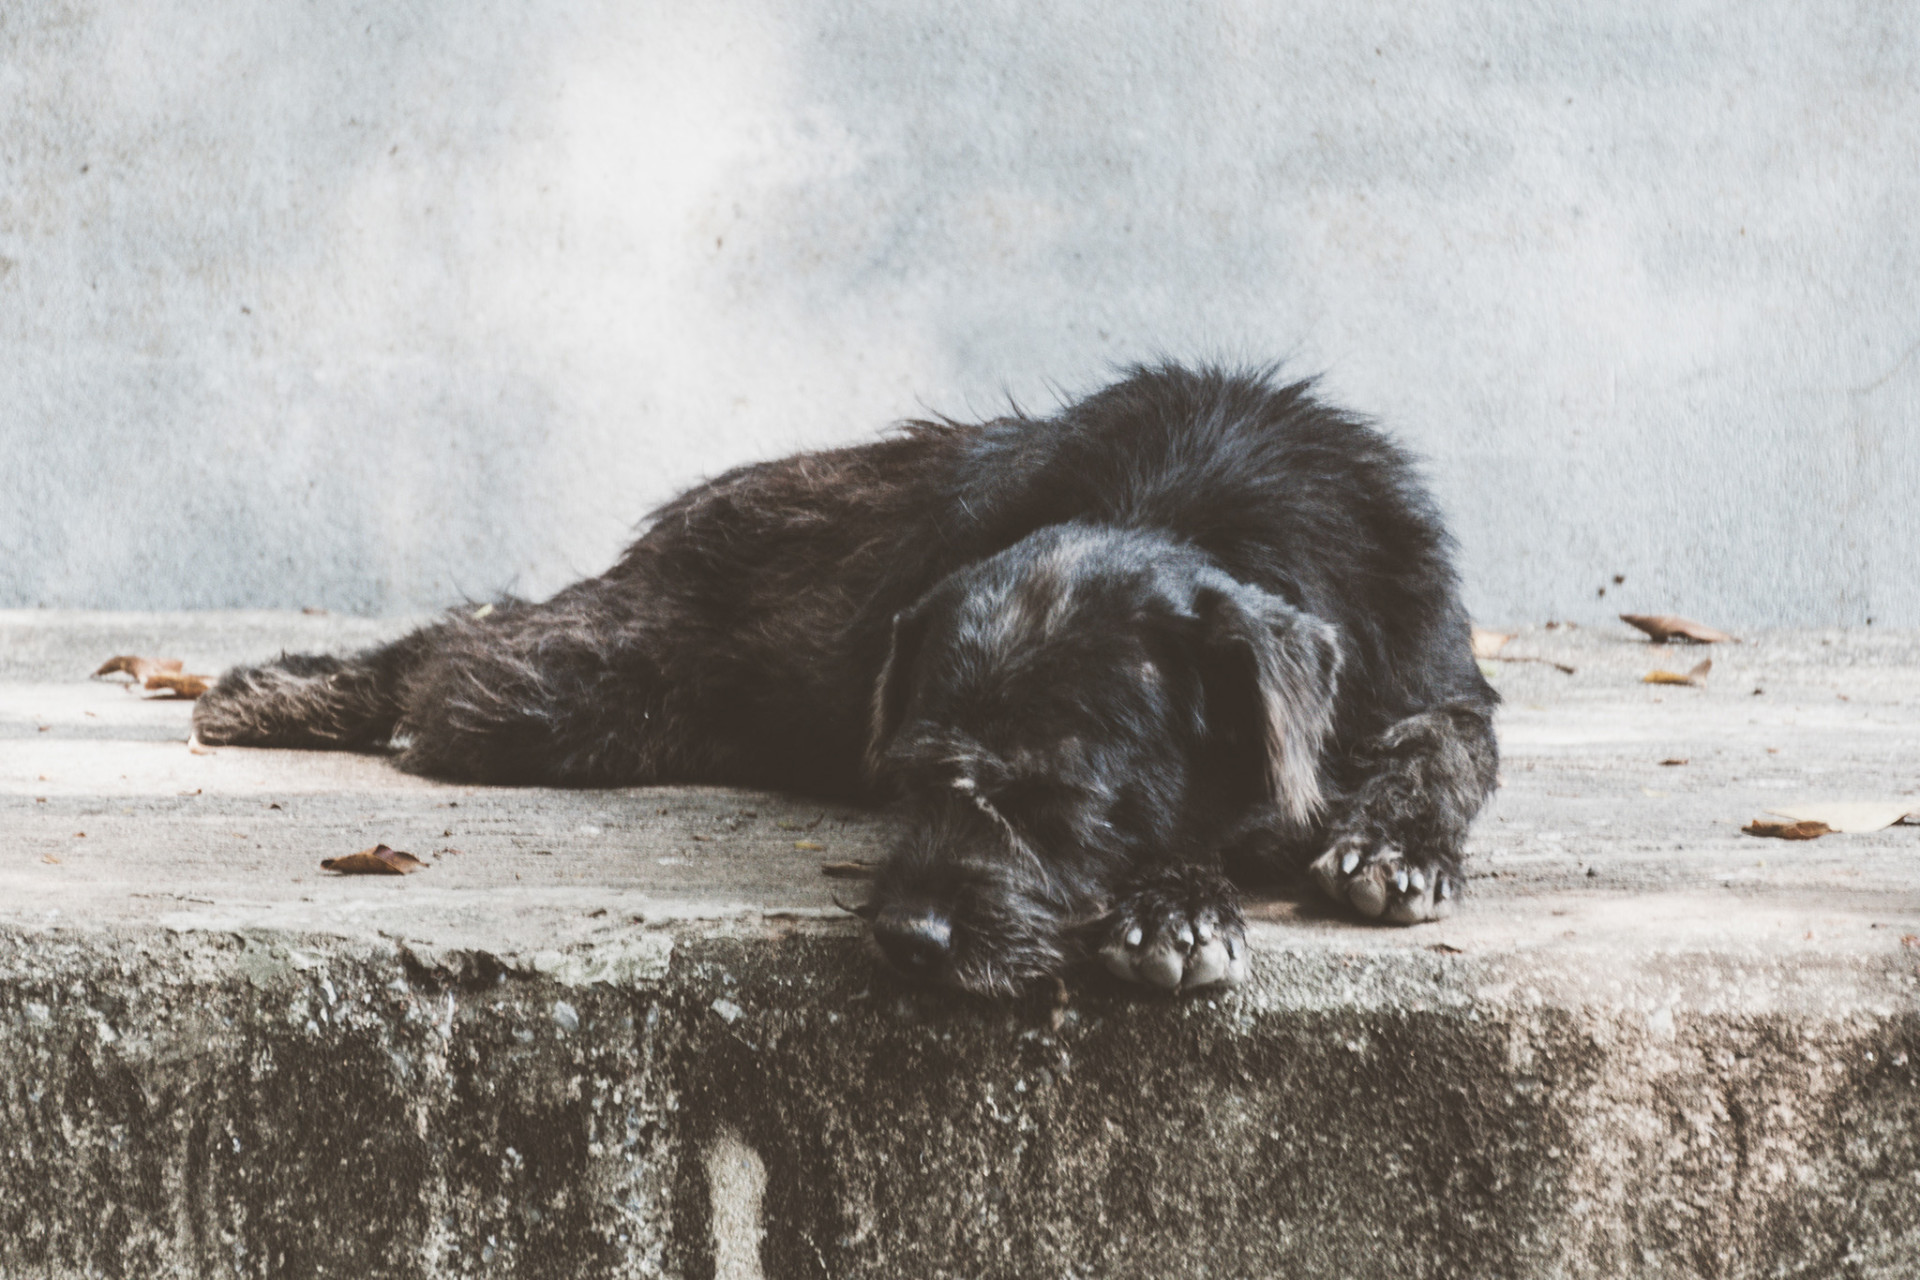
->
[705,1127,769,1280]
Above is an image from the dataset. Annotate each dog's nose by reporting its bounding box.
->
[874,909,954,973]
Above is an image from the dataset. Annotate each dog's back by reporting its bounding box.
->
[198,364,1486,793]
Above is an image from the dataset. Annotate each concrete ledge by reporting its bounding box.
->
[4,613,1920,1278]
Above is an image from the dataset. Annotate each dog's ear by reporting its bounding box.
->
[867,603,932,778]
[1190,572,1343,830]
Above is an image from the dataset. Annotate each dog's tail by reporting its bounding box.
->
[192,627,437,750]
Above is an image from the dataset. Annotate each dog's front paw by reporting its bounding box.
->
[1097,866,1247,991]
[1309,831,1457,924]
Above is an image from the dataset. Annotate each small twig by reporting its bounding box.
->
[820,860,876,879]
[1488,654,1577,675]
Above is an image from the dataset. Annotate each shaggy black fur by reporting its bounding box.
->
[196,365,1498,996]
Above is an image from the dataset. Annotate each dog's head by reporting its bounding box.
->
[860,524,1341,995]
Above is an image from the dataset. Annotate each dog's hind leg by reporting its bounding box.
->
[384,591,696,787]
[1306,703,1500,924]
[193,629,435,750]
[195,597,679,786]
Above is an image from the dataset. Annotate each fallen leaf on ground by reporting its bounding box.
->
[142,671,211,698]
[42,854,60,864]
[1427,942,1465,954]
[793,839,826,851]
[1620,614,1737,644]
[820,860,876,879]
[94,655,182,683]
[1902,935,1919,950]
[1743,818,1832,841]
[320,844,428,875]
[1765,802,1918,834]
[1659,758,1689,766]
[1470,627,1513,658]
[1644,659,1712,687]
[92,655,212,698]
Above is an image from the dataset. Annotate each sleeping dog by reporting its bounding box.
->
[195,364,1498,996]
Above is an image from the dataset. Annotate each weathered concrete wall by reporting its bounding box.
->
[2,1,1917,623]
[6,927,1920,1280]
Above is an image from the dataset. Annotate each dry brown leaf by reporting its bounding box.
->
[1766,802,1918,834]
[1620,614,1737,644]
[94,655,183,683]
[1743,818,1832,841]
[1644,659,1712,687]
[320,843,428,875]
[1659,758,1689,766]
[1427,942,1465,954]
[820,860,876,879]
[93,655,214,698]
[793,839,826,851]
[143,671,211,699]
[1470,627,1513,659]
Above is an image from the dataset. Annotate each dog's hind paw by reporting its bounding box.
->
[1309,835,1458,924]
[1097,866,1248,991]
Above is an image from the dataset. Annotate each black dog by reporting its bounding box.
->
[195,365,1498,996]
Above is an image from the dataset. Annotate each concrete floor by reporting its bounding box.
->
[4,610,1916,959]
[3,611,1919,1278]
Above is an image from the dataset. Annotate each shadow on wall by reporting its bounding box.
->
[1,0,1916,623]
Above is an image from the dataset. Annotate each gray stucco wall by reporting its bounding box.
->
[3,1,1915,625]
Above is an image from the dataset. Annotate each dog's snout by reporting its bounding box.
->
[874,908,954,973]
